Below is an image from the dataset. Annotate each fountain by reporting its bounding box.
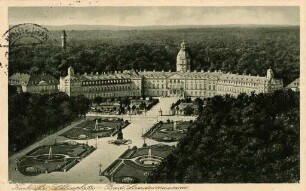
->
[48,146,53,160]
[147,149,152,159]
[95,119,99,130]
[35,146,66,162]
[138,148,163,166]
[84,118,114,133]
[173,121,177,131]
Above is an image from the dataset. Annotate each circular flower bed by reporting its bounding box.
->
[121,176,135,183]
[108,139,132,145]
[159,128,170,133]
[78,134,88,139]
[135,155,163,167]
[19,166,41,176]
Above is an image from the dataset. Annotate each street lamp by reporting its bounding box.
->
[95,135,98,148]
[159,108,163,116]
[99,163,103,176]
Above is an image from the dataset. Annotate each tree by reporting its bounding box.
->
[150,90,299,183]
[139,102,146,110]
[9,92,90,154]
[184,105,194,116]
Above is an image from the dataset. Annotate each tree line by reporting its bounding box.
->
[9,27,299,86]
[149,89,299,183]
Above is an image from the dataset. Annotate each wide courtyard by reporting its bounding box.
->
[9,97,196,183]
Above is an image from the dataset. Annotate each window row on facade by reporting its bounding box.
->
[82,85,134,92]
[82,79,131,85]
[84,91,141,99]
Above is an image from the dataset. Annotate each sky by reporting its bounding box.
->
[9,6,299,26]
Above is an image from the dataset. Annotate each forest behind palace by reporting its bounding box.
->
[9,26,299,86]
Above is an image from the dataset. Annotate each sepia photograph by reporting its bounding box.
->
[0,1,304,190]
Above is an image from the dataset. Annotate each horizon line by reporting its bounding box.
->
[9,23,300,27]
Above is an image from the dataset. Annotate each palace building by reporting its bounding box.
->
[59,41,283,99]
[59,66,142,98]
[9,73,59,94]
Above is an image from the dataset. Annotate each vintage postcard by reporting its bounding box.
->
[0,0,305,191]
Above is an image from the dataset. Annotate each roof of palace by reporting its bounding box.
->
[10,73,59,86]
[138,70,271,82]
[177,49,190,60]
[286,78,300,88]
[62,70,141,82]
[60,67,280,84]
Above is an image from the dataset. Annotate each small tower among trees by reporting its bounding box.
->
[61,30,67,50]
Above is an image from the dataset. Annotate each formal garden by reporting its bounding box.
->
[143,120,194,142]
[101,144,174,183]
[16,141,96,176]
[61,117,130,140]
[89,96,159,115]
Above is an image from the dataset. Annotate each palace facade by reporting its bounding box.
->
[59,41,283,99]
[59,67,142,98]
[9,73,59,94]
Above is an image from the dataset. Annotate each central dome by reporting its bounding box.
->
[177,49,190,60]
[176,41,191,72]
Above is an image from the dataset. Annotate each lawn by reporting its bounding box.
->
[144,121,194,142]
[27,144,88,157]
[130,146,173,159]
[17,142,96,176]
[112,162,149,183]
[102,144,174,183]
[60,118,130,140]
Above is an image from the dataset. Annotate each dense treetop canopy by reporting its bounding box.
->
[8,90,90,154]
[149,90,299,183]
[9,26,299,85]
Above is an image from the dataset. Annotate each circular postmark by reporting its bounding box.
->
[2,23,49,46]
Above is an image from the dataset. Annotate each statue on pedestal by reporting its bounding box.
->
[117,126,123,140]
